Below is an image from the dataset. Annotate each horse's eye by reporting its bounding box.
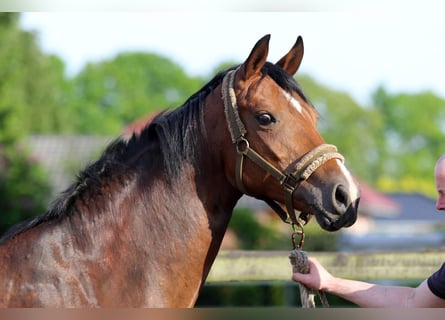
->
[256,113,276,126]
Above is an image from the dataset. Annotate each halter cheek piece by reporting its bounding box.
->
[222,68,344,229]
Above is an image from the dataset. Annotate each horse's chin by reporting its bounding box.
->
[313,201,359,232]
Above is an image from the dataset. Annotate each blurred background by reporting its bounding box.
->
[1,11,445,307]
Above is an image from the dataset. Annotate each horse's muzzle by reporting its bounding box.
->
[302,182,360,232]
[319,195,360,232]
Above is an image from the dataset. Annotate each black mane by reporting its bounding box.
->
[0,62,309,244]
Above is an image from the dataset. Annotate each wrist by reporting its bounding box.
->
[321,276,338,293]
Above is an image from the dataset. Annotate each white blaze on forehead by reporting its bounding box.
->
[282,90,303,113]
[336,159,360,201]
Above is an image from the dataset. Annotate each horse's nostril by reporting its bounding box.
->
[333,184,348,213]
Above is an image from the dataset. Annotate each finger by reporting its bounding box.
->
[292,272,309,282]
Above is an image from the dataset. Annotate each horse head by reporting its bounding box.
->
[219,35,360,232]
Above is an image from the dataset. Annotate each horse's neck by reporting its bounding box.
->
[139,160,240,306]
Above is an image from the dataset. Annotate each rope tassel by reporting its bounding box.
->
[289,249,329,308]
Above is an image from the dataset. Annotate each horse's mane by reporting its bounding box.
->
[0,62,308,244]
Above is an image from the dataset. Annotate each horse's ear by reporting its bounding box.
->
[276,36,304,75]
[239,34,270,80]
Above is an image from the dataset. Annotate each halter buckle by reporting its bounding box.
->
[235,137,250,155]
[282,174,300,191]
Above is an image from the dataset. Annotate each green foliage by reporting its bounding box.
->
[196,283,287,306]
[229,208,283,250]
[67,52,204,134]
[0,143,51,234]
[0,13,73,135]
[0,12,19,26]
[302,220,339,251]
[0,13,53,234]
[372,87,445,196]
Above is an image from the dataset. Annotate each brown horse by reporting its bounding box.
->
[0,35,360,307]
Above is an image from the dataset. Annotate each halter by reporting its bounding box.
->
[222,68,345,230]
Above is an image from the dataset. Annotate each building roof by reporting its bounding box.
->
[340,192,445,251]
[357,180,400,217]
[27,135,113,197]
[378,192,443,222]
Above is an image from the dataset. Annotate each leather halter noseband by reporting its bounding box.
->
[222,68,345,227]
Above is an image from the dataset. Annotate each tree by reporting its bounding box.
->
[0,13,53,234]
[67,52,205,134]
[371,86,445,195]
[0,13,73,135]
[0,138,51,234]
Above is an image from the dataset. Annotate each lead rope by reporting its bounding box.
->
[288,224,329,308]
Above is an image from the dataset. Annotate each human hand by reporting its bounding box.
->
[291,257,335,291]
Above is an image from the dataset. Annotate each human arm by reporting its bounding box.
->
[292,257,445,307]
